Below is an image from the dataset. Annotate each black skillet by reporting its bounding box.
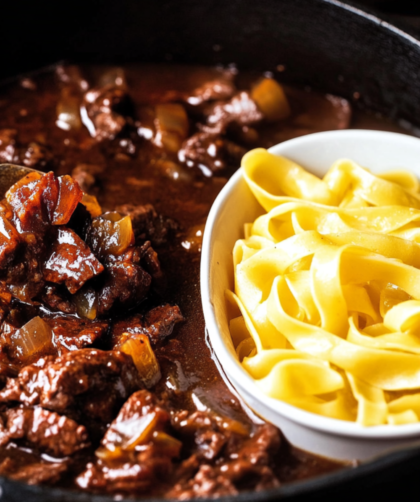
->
[1,0,420,500]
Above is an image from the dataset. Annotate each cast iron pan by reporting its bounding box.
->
[1,0,420,500]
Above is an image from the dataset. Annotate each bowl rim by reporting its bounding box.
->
[201,129,420,441]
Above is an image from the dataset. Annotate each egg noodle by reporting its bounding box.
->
[228,148,420,426]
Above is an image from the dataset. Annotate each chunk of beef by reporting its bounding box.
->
[205,91,264,132]
[5,172,81,233]
[0,349,142,428]
[5,235,47,304]
[0,456,68,485]
[97,248,151,315]
[6,171,51,233]
[144,305,184,343]
[0,129,19,163]
[43,227,104,294]
[71,164,104,193]
[46,315,108,352]
[139,241,166,294]
[83,84,132,141]
[179,132,246,175]
[170,464,239,498]
[169,423,281,499]
[187,77,236,106]
[112,304,183,348]
[115,203,178,246]
[0,406,89,456]
[76,390,176,494]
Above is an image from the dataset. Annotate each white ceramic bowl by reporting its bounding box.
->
[201,130,420,462]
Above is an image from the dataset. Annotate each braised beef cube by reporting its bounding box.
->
[77,390,178,494]
[5,172,81,232]
[5,235,47,303]
[46,315,108,352]
[139,241,166,294]
[169,423,281,498]
[195,430,227,460]
[2,406,89,457]
[0,129,19,163]
[112,304,183,347]
[6,172,49,232]
[187,77,236,106]
[116,203,178,246]
[0,349,142,427]
[83,84,133,141]
[179,132,246,175]
[143,305,184,343]
[0,456,68,485]
[97,252,151,314]
[205,91,264,132]
[43,227,104,294]
[169,464,238,498]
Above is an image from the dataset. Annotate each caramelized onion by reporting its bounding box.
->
[89,212,134,258]
[81,193,102,218]
[152,431,182,457]
[74,288,97,320]
[154,104,189,153]
[121,334,161,388]
[56,87,82,131]
[251,78,291,121]
[11,316,54,360]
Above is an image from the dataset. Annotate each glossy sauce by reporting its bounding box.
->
[0,64,411,491]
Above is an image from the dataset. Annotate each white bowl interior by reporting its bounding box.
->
[201,130,420,461]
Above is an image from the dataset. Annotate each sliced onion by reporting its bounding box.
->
[251,78,291,121]
[121,334,161,388]
[154,104,189,153]
[90,212,134,257]
[81,193,102,218]
[74,288,97,320]
[56,87,82,131]
[11,316,53,360]
[152,431,182,457]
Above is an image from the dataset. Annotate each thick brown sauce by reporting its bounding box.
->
[0,64,411,492]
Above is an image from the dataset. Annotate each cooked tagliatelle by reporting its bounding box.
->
[228,148,420,426]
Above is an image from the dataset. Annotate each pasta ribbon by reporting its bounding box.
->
[228,149,420,425]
